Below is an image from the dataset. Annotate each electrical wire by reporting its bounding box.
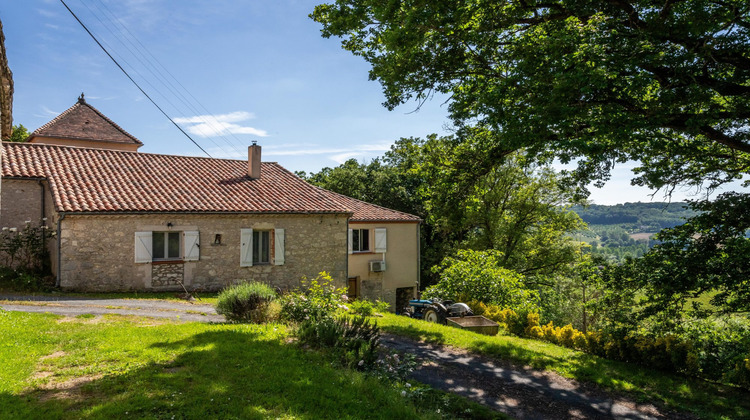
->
[85,0,245,156]
[60,0,213,158]
[91,0,248,154]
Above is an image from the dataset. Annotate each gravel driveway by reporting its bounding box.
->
[0,294,224,323]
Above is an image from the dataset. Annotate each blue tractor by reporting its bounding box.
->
[401,299,473,324]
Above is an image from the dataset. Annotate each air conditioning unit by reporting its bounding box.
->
[369,260,386,272]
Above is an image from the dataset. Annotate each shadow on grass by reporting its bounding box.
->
[379,323,447,345]
[466,338,750,420]
[0,328,420,420]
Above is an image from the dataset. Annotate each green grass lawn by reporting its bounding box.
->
[378,313,750,420]
[0,310,499,420]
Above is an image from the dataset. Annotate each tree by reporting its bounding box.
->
[305,135,586,286]
[459,154,586,280]
[9,124,28,142]
[0,17,13,140]
[311,0,750,194]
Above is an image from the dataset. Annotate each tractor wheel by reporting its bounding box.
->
[423,308,441,323]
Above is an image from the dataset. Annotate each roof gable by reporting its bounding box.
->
[28,95,142,147]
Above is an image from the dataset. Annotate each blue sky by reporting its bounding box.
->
[1,0,744,205]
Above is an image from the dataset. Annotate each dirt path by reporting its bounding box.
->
[0,294,224,323]
[381,333,691,420]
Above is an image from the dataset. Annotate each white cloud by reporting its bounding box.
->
[174,112,268,138]
[36,8,58,18]
[263,142,392,158]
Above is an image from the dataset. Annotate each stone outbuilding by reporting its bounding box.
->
[0,97,419,310]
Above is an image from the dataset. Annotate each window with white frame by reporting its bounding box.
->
[348,227,387,255]
[253,230,270,264]
[134,231,200,263]
[352,228,370,252]
[153,231,181,260]
[240,228,285,267]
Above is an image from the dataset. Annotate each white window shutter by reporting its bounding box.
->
[183,231,200,261]
[375,228,387,253]
[274,228,285,265]
[240,228,253,267]
[348,228,353,254]
[135,231,152,263]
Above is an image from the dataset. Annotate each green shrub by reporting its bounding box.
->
[297,314,381,371]
[279,272,347,322]
[424,249,539,312]
[349,299,375,316]
[349,299,390,316]
[216,281,276,322]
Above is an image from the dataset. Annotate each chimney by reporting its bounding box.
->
[248,141,261,179]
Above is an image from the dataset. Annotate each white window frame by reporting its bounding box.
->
[241,228,285,267]
[135,230,200,263]
[253,230,271,265]
[152,231,182,261]
[351,228,370,253]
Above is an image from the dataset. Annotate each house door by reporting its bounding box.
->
[347,277,358,300]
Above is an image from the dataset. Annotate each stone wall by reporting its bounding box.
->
[0,179,46,229]
[0,179,59,273]
[152,262,184,287]
[58,213,348,292]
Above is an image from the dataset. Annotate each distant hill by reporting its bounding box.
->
[570,202,697,262]
[571,202,697,231]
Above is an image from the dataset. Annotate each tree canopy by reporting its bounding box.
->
[312,0,750,194]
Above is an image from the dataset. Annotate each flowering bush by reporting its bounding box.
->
[278,272,348,322]
[373,350,417,382]
[0,222,55,274]
[0,221,56,291]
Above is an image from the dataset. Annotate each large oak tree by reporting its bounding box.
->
[312,0,750,315]
[312,0,750,193]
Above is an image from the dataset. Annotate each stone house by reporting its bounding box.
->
[0,97,419,310]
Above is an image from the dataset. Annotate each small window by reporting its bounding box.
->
[253,230,270,264]
[352,228,370,252]
[153,231,181,260]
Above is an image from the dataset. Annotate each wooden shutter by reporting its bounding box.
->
[183,231,200,261]
[375,228,387,253]
[274,228,285,265]
[240,228,253,267]
[348,228,353,254]
[134,231,152,263]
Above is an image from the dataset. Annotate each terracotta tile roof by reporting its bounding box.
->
[28,96,143,146]
[2,142,350,214]
[318,189,421,223]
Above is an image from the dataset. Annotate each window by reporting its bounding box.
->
[134,231,200,263]
[153,231,181,260]
[240,228,285,267]
[352,228,370,252]
[253,230,270,264]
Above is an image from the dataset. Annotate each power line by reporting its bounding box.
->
[91,0,248,155]
[60,0,213,158]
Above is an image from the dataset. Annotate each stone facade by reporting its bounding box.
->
[0,179,49,229]
[57,213,348,292]
[152,262,184,287]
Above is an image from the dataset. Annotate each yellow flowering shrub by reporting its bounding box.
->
[527,325,544,339]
